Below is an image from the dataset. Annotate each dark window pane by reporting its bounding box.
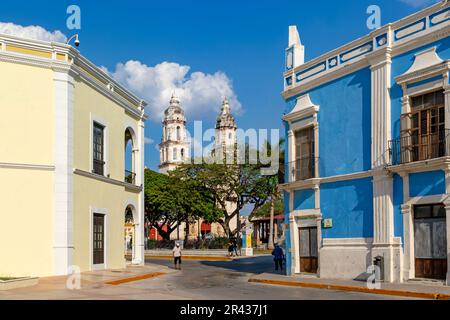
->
[415,206,432,219]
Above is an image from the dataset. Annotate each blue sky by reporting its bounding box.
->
[0,0,441,170]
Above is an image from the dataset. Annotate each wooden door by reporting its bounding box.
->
[93,214,105,265]
[414,204,447,280]
[299,227,318,273]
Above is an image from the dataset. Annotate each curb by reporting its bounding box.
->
[145,255,232,261]
[248,278,450,300]
[106,272,167,285]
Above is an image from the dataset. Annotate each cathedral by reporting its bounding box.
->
[158,95,239,240]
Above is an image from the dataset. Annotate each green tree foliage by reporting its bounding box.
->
[172,161,276,238]
[144,168,219,240]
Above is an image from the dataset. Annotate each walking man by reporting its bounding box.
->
[173,243,182,270]
[272,244,285,272]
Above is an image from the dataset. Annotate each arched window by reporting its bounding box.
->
[173,148,177,160]
[177,126,181,141]
[124,128,136,184]
[181,148,185,160]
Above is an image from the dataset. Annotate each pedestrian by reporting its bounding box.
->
[272,244,285,272]
[232,239,239,257]
[228,240,234,257]
[173,243,182,270]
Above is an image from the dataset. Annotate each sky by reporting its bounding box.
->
[0,0,442,171]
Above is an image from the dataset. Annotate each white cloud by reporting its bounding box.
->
[0,22,67,43]
[398,0,440,7]
[144,137,154,145]
[104,60,242,122]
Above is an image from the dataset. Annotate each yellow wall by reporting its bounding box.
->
[0,61,54,165]
[0,169,54,277]
[72,80,140,272]
[0,60,54,278]
[73,175,138,271]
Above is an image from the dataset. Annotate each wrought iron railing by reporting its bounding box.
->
[389,129,450,166]
[125,170,136,184]
[289,157,318,182]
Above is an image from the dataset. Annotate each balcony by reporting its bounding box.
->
[289,157,318,182]
[389,129,450,166]
[125,170,136,185]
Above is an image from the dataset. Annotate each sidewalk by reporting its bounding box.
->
[0,264,174,300]
[249,273,450,300]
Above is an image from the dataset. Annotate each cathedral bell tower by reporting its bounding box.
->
[213,97,237,162]
[159,94,190,174]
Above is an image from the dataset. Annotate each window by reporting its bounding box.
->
[173,148,177,161]
[177,126,181,141]
[294,127,315,181]
[181,148,185,160]
[393,90,447,165]
[408,90,445,161]
[93,122,105,175]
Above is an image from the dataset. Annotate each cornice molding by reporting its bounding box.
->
[73,168,143,192]
[282,6,450,100]
[0,162,55,171]
[386,156,450,174]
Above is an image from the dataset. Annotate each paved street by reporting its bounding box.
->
[142,256,411,300]
[0,256,416,300]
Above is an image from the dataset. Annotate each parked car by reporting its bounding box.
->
[203,233,215,240]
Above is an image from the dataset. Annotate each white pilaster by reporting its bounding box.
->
[53,69,75,276]
[288,130,294,182]
[445,203,450,286]
[370,47,400,283]
[133,115,145,265]
[401,204,414,281]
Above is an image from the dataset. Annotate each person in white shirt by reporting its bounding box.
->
[173,243,182,270]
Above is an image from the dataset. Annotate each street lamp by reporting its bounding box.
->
[66,34,80,47]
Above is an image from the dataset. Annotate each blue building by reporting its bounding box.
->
[281,2,450,285]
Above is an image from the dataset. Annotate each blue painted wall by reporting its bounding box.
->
[287,68,372,178]
[391,37,450,140]
[409,170,446,197]
[393,174,404,240]
[320,177,374,239]
[294,189,315,210]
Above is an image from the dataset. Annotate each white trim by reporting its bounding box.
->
[89,207,108,271]
[282,3,450,100]
[322,237,374,248]
[280,170,373,191]
[73,168,142,192]
[0,162,54,171]
[53,70,74,276]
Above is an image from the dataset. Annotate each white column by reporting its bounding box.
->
[370,47,400,282]
[133,116,145,265]
[53,69,75,276]
[401,204,414,281]
[445,203,450,286]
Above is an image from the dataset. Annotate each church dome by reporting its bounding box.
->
[163,94,186,122]
[216,98,237,129]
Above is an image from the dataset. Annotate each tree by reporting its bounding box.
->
[144,168,218,241]
[173,161,276,238]
[260,138,286,249]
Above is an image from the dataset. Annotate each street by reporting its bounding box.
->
[142,256,410,300]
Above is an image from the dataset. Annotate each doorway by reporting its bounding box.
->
[93,213,105,265]
[299,227,318,274]
[414,204,447,280]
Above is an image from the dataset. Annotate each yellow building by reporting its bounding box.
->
[0,33,148,277]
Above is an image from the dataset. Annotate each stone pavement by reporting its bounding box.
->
[249,272,450,300]
[0,264,176,300]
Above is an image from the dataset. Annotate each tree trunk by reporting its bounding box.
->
[268,198,275,250]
